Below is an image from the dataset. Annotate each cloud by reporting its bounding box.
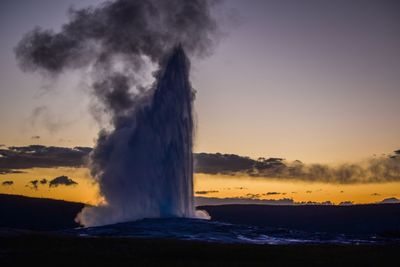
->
[195,153,254,174]
[195,150,400,184]
[245,193,262,199]
[195,197,335,206]
[195,190,219,195]
[26,178,48,190]
[339,201,354,206]
[296,200,333,206]
[2,180,13,186]
[0,169,25,175]
[0,145,91,174]
[1,144,399,184]
[49,175,77,187]
[15,0,222,125]
[265,192,284,195]
[378,197,400,204]
[195,197,295,206]
[26,180,39,190]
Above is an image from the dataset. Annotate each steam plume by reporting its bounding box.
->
[15,0,220,226]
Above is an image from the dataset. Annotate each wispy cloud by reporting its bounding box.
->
[1,180,13,186]
[265,192,286,195]
[195,190,219,195]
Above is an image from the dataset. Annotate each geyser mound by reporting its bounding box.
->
[77,47,196,226]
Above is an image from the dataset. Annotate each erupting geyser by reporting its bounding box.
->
[14,0,220,226]
[78,47,196,226]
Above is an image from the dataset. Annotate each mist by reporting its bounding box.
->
[15,0,221,226]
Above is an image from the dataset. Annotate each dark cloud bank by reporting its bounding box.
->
[0,145,90,174]
[14,0,220,124]
[1,145,399,184]
[195,151,400,184]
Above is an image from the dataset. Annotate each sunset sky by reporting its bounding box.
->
[1,0,399,205]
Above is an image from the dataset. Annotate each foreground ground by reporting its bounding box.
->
[0,232,399,266]
[1,194,399,266]
[2,194,400,235]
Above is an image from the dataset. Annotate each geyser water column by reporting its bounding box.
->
[77,47,195,226]
[15,0,221,227]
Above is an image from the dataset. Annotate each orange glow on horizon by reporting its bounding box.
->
[1,168,399,205]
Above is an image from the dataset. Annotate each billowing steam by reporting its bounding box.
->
[79,47,197,225]
[15,0,220,226]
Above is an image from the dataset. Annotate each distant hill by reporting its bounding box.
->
[1,194,400,236]
[0,194,84,231]
[199,204,400,235]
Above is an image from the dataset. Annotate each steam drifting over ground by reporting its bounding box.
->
[15,0,220,226]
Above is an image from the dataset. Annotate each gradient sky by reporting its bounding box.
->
[1,0,399,164]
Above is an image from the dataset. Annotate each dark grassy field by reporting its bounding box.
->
[0,194,84,230]
[1,193,400,236]
[200,203,400,235]
[1,193,400,266]
[0,232,399,267]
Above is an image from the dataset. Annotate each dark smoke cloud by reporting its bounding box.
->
[15,0,220,122]
[49,176,78,187]
[2,181,13,186]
